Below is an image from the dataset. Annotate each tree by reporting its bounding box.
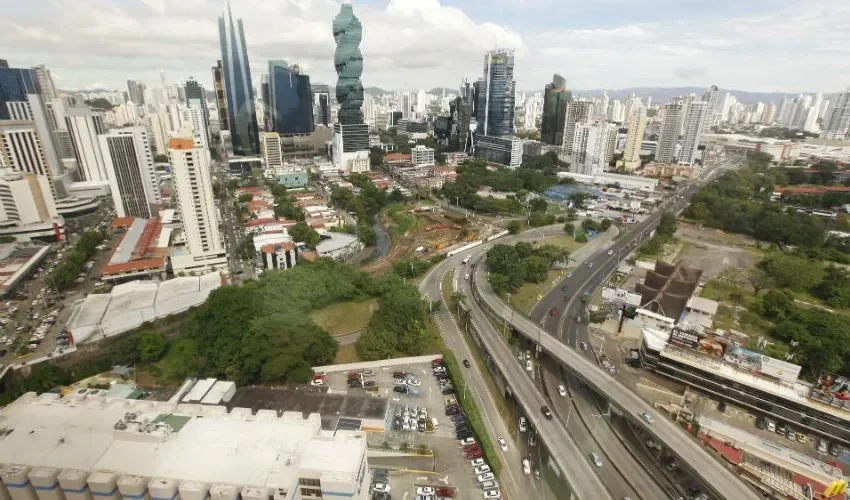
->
[760,254,824,291]
[370,146,384,167]
[563,222,575,235]
[154,154,169,163]
[529,198,548,213]
[137,331,169,363]
[388,188,406,203]
[506,220,522,234]
[357,220,376,246]
[84,97,114,110]
[657,212,677,237]
[761,289,795,320]
[290,221,321,249]
[746,268,773,296]
[575,232,588,243]
[238,193,254,203]
[356,329,395,360]
[600,218,612,231]
[449,292,465,312]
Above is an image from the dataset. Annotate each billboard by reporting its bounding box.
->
[724,345,802,384]
[669,328,700,349]
[668,327,726,358]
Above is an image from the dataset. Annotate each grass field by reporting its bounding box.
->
[511,269,566,314]
[309,299,378,335]
[334,344,361,364]
[537,235,582,252]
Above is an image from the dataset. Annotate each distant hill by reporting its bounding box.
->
[364,86,389,97]
[523,86,814,105]
[428,87,457,96]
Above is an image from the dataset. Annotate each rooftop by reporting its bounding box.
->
[0,392,365,491]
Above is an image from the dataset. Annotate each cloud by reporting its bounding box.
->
[0,0,848,93]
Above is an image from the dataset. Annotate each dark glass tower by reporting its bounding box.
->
[541,74,572,146]
[268,61,314,135]
[0,67,37,120]
[474,50,516,137]
[333,4,364,125]
[218,3,259,156]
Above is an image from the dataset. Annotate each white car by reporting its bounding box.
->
[407,378,421,387]
[460,437,476,446]
[477,473,495,482]
[639,412,655,424]
[483,490,501,499]
[372,483,390,493]
[474,465,491,475]
[464,273,470,280]
[519,417,527,433]
[480,480,498,490]
[522,458,531,475]
[497,436,508,451]
[557,385,567,397]
[470,458,486,467]
[415,487,435,495]
[525,359,532,372]
[607,249,614,256]
[589,452,603,468]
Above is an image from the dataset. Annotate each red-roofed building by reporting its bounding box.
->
[260,241,298,270]
[102,218,167,281]
[384,153,412,163]
[774,185,850,195]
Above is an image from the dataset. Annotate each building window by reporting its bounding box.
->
[299,478,321,487]
[300,487,322,498]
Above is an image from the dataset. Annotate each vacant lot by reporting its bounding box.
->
[310,298,377,335]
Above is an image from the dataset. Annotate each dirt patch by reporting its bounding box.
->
[673,223,761,280]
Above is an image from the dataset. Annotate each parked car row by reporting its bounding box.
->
[391,404,430,433]
[432,359,456,395]
[411,485,455,500]
[755,415,841,455]
[370,468,390,500]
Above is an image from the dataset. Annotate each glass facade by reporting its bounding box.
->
[0,67,36,120]
[268,61,314,135]
[541,74,572,146]
[333,4,364,126]
[475,50,516,138]
[218,5,260,156]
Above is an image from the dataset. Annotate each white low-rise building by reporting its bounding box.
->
[0,392,369,500]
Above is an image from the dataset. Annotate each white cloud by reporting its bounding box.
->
[0,0,848,93]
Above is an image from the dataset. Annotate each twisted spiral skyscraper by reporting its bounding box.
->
[333,4,364,125]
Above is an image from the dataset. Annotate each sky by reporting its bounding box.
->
[2,0,849,94]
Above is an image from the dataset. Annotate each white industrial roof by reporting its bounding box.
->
[183,378,217,403]
[686,296,720,316]
[316,232,358,255]
[0,393,360,491]
[201,381,236,405]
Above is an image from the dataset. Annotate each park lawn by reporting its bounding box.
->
[511,269,566,314]
[537,235,582,252]
[334,344,361,364]
[310,298,378,335]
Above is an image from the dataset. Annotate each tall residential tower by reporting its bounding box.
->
[218,4,260,156]
[540,74,571,146]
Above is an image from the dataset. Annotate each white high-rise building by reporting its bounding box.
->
[147,111,170,156]
[623,108,647,171]
[0,169,55,224]
[570,121,611,176]
[763,103,777,124]
[608,100,625,123]
[702,85,720,127]
[99,127,159,218]
[679,101,708,165]
[823,89,850,140]
[0,121,59,218]
[562,100,593,155]
[65,107,108,183]
[31,65,58,101]
[656,101,683,164]
[416,90,427,117]
[169,136,223,256]
[262,132,282,170]
[400,92,412,119]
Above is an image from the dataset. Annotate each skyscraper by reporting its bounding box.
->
[268,61,314,135]
[211,60,229,132]
[657,101,683,164]
[169,137,223,256]
[311,84,331,127]
[218,4,260,156]
[0,67,37,120]
[823,89,850,140]
[99,127,159,218]
[474,49,516,137]
[702,85,719,128]
[623,108,647,171]
[126,80,146,106]
[184,79,211,147]
[540,74,571,146]
[65,106,108,182]
[332,3,369,172]
[679,101,707,165]
[562,100,593,155]
[570,122,612,176]
[0,120,59,218]
[31,65,58,101]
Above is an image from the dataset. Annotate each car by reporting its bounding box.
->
[797,433,807,443]
[767,420,776,433]
[371,483,390,493]
[480,481,498,490]
[522,458,531,475]
[519,416,527,432]
[360,369,375,377]
[549,307,557,316]
[541,406,552,419]
[466,450,483,459]
[416,487,436,495]
[639,412,654,424]
[393,386,408,394]
[787,430,796,441]
[407,378,421,386]
[525,359,533,372]
[477,473,495,482]
[497,436,508,451]
[579,341,588,351]
[464,273,470,280]
[393,371,406,378]
[474,465,491,475]
[483,490,501,499]
[470,458,486,467]
[557,385,567,397]
[528,433,537,447]
[607,249,614,256]
[394,378,407,386]
[460,437,476,446]
[435,487,455,498]
[818,439,829,455]
[588,262,593,267]
[462,359,470,368]
[589,452,603,468]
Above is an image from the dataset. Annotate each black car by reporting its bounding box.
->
[393,385,408,394]
[541,405,552,419]
[462,359,470,368]
[442,388,456,395]
[456,431,472,440]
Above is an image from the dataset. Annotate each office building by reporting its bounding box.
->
[570,121,612,176]
[0,169,55,225]
[823,89,850,140]
[656,101,683,164]
[474,50,515,137]
[0,121,59,219]
[212,60,229,132]
[99,127,159,218]
[332,4,369,172]
[184,78,211,148]
[623,108,647,171]
[44,98,75,160]
[126,80,146,106]
[562,100,593,155]
[169,137,223,256]
[702,85,720,128]
[400,92,412,120]
[31,65,58,101]
[148,110,170,156]
[411,144,435,166]
[268,61,314,135]
[540,74,571,146]
[262,132,282,170]
[65,106,108,182]
[473,134,523,168]
[679,101,707,165]
[218,4,260,156]
[0,392,369,500]
[312,84,331,127]
[0,67,37,120]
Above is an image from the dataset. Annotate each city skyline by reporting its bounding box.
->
[3,0,849,94]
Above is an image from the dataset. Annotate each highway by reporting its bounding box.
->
[470,167,760,500]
